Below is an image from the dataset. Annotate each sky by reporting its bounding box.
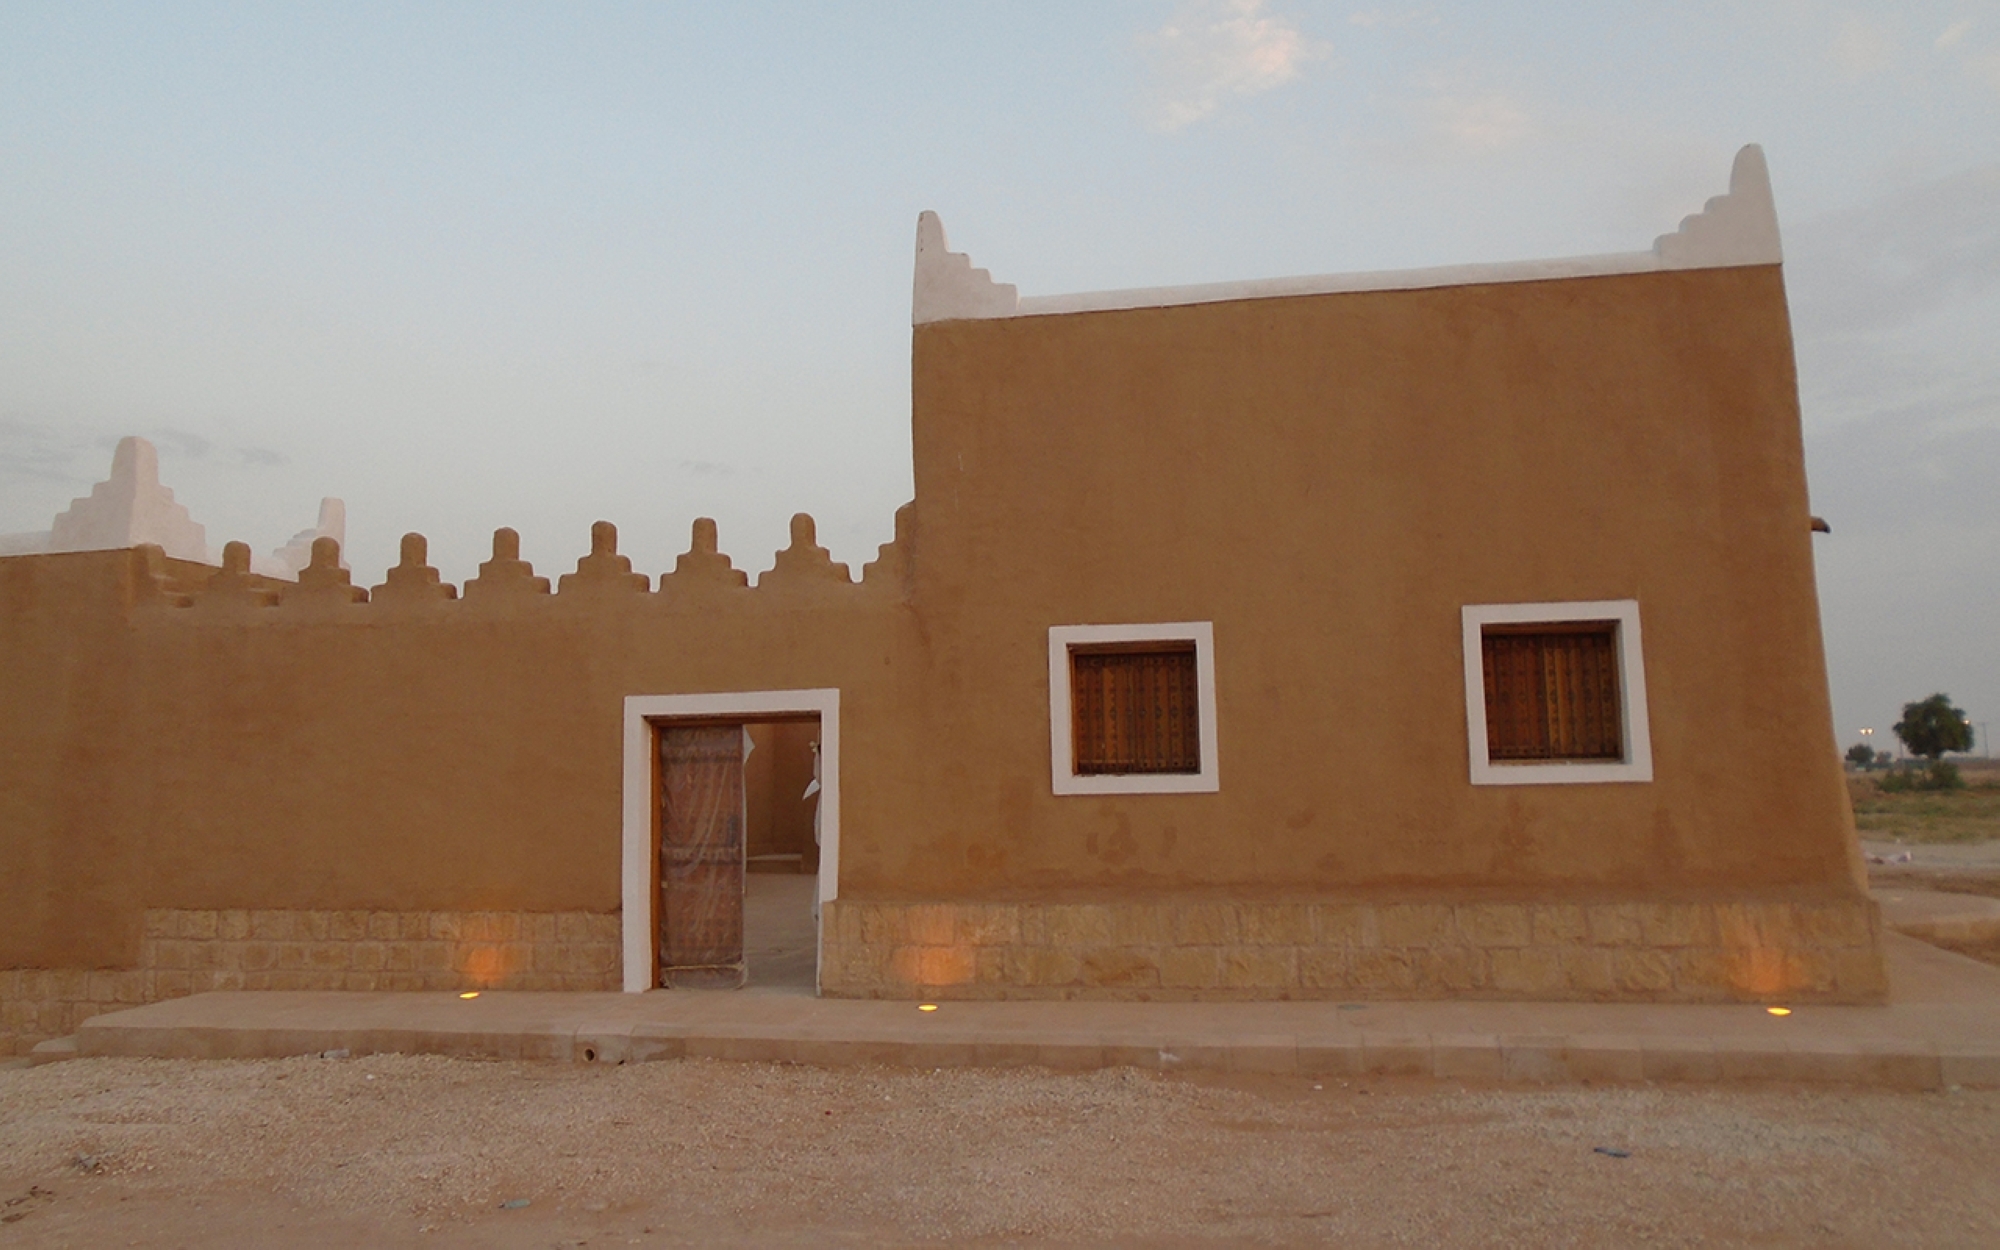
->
[2,1,1996,754]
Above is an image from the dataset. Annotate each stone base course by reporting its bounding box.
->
[2,907,620,1054]
[60,928,2000,1090]
[820,896,1888,1005]
[6,896,1896,1052]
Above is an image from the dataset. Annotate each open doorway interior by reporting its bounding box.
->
[742,720,821,988]
[656,717,820,990]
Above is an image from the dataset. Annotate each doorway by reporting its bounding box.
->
[621,690,841,995]
[654,718,820,989]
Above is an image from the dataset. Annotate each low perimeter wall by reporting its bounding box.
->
[819,896,1888,1005]
[2,908,620,1054]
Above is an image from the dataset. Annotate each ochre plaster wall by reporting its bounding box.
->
[0,535,922,975]
[889,265,1863,904]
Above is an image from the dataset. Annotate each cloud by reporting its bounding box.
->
[1139,0,1328,132]
[1928,16,2000,91]
[149,428,214,460]
[0,417,95,488]
[239,446,289,467]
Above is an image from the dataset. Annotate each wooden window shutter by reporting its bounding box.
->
[1482,622,1622,762]
[1071,643,1200,774]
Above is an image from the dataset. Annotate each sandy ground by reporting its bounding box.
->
[3,1056,1998,1247]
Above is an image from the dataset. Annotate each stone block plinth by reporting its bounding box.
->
[819,895,1886,1005]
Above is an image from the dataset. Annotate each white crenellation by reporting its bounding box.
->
[46,437,212,563]
[0,437,354,576]
[262,497,348,579]
[914,145,1783,325]
[912,211,1019,325]
[1651,144,1781,268]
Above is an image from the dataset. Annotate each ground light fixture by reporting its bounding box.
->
[918,1003,938,1012]
[1766,1006,1792,1016]
[459,991,480,1000]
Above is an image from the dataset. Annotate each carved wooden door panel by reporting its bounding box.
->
[658,724,746,988]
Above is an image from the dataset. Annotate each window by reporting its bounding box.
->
[1049,622,1218,795]
[1482,622,1622,761]
[1461,601,1652,786]
[1071,643,1200,774]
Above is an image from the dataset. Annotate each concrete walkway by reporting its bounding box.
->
[58,932,2000,1090]
[1875,885,2000,944]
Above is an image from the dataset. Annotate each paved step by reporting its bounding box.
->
[67,934,2000,1090]
[27,1035,78,1066]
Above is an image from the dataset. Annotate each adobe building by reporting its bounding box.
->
[0,146,1883,1054]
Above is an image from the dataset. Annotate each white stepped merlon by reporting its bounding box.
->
[913,144,1783,325]
[1651,144,1782,268]
[261,497,348,579]
[0,436,347,574]
[912,211,1019,325]
[45,436,212,563]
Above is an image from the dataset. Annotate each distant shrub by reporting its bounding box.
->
[1928,761,1965,791]
[1879,762,1965,793]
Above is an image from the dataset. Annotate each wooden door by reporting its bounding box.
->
[658,724,746,988]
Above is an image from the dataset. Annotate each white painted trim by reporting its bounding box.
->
[621,689,841,994]
[1048,622,1219,796]
[912,211,1018,325]
[1017,251,1676,318]
[1460,601,1653,787]
[1652,144,1782,269]
[914,146,1780,324]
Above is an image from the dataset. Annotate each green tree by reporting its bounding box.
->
[1844,742,1876,769]
[1892,693,1974,761]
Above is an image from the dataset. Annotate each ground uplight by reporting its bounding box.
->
[459,991,480,1000]
[1766,1006,1791,1016]
[917,1003,938,1013]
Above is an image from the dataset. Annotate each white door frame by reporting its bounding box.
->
[622,689,841,994]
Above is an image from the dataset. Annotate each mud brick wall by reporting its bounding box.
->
[820,897,1888,1005]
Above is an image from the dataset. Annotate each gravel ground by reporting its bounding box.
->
[2,1057,1998,1247]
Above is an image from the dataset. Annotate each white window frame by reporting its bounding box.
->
[1048,622,1219,796]
[1461,600,1653,786]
